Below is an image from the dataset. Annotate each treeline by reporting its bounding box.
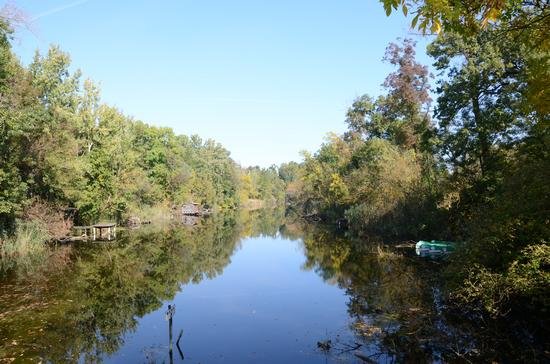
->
[288,28,549,319]
[0,20,285,237]
[239,166,285,208]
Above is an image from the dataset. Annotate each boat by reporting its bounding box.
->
[415,240,455,257]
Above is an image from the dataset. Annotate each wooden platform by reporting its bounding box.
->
[73,223,117,241]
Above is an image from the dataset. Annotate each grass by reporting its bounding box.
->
[0,220,52,275]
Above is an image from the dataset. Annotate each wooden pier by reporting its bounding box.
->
[73,223,117,241]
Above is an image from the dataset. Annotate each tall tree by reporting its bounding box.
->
[0,19,32,229]
[346,39,432,151]
[427,29,534,179]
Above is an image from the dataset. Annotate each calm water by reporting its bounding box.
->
[0,209,520,363]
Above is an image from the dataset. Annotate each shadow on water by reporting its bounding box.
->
[0,208,543,362]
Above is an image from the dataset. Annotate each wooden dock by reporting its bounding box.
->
[73,223,117,241]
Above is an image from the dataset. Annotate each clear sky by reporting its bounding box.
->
[8,0,432,167]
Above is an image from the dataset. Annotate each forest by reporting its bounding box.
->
[1,0,549,358]
[0,18,284,270]
[285,0,549,330]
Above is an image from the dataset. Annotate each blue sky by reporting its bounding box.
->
[8,0,433,167]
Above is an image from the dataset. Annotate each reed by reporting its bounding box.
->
[0,220,51,274]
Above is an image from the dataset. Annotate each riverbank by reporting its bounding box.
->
[0,203,283,278]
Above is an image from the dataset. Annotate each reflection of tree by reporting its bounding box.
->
[0,212,523,362]
[295,223,446,362]
[286,221,541,362]
[0,209,286,362]
[236,207,285,239]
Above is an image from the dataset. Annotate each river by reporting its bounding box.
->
[0,209,528,363]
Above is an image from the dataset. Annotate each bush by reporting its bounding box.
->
[450,243,550,317]
[23,199,72,238]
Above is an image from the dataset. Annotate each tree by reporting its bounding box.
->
[278,161,301,184]
[28,46,84,203]
[0,20,49,230]
[380,0,550,114]
[345,39,432,151]
[427,29,534,180]
[379,39,432,150]
[379,0,550,35]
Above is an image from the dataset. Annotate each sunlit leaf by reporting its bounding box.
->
[430,20,441,34]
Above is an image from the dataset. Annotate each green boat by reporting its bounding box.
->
[416,240,455,257]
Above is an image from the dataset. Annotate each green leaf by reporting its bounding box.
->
[383,2,392,16]
[411,13,420,28]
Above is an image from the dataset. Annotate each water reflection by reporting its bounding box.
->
[289,222,445,362]
[0,209,286,362]
[0,209,524,363]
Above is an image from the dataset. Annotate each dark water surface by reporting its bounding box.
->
[0,210,526,363]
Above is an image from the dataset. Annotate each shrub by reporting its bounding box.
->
[450,243,550,317]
